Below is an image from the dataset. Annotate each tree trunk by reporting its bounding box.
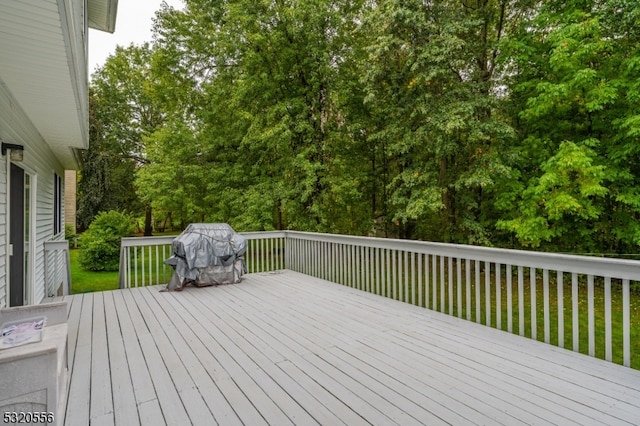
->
[144,204,153,236]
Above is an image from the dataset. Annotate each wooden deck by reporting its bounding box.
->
[52,270,640,425]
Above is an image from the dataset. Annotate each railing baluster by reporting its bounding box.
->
[282,238,286,270]
[342,243,347,285]
[141,247,146,287]
[588,274,595,357]
[311,239,315,275]
[485,262,491,327]
[507,264,513,333]
[518,266,524,336]
[404,251,409,303]
[531,267,537,340]
[366,246,374,293]
[605,277,612,362]
[448,257,453,315]
[337,243,342,284]
[309,240,318,278]
[354,244,359,290]
[440,256,445,313]
[543,269,550,344]
[252,239,257,273]
[456,258,462,318]
[370,246,375,293]
[376,248,381,296]
[385,249,391,298]
[411,252,416,306]
[432,255,437,310]
[361,245,367,291]
[623,279,630,367]
[352,244,356,288]
[300,240,313,276]
[334,242,338,282]
[475,260,481,323]
[418,253,423,306]
[558,271,564,348]
[496,263,501,330]
[155,246,160,284]
[465,259,471,321]
[302,240,307,274]
[125,246,131,288]
[327,242,332,281]
[572,273,579,352]
[325,241,329,279]
[392,249,397,300]
[134,248,139,288]
[330,242,334,282]
[148,246,152,286]
[282,237,286,269]
[424,254,430,310]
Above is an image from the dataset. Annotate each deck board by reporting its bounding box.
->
[59,270,640,425]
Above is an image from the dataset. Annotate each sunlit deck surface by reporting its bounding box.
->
[52,270,640,425]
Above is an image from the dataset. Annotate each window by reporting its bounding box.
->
[54,173,62,235]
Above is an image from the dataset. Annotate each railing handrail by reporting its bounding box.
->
[120,231,289,248]
[120,231,640,280]
[121,236,176,247]
[240,231,288,240]
[284,231,640,281]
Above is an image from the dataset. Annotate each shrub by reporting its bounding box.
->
[79,211,134,272]
[65,224,78,248]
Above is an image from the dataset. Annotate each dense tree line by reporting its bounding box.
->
[80,0,640,255]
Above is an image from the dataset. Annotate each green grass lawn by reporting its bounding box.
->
[69,249,119,294]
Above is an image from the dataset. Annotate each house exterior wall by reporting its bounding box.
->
[0,0,117,307]
[0,81,67,307]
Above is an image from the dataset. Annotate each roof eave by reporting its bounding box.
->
[87,0,118,34]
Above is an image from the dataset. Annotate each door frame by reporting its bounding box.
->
[6,156,37,307]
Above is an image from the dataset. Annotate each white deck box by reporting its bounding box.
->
[0,302,68,426]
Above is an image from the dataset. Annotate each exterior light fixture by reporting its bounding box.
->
[1,142,24,162]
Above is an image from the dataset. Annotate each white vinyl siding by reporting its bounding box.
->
[0,77,67,307]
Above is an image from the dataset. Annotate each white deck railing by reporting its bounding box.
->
[118,232,287,289]
[44,240,71,296]
[119,230,639,368]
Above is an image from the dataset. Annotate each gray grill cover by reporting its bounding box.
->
[163,223,247,290]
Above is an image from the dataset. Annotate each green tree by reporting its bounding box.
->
[360,0,522,242]
[89,43,165,235]
[77,90,139,231]
[147,0,371,233]
[498,0,640,252]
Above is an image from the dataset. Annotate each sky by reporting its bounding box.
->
[88,0,184,75]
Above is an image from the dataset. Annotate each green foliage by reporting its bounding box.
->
[360,0,520,242]
[497,141,607,248]
[77,90,140,230]
[78,211,134,272]
[65,224,78,248]
[498,0,640,252]
[84,44,165,234]
[79,0,640,257]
